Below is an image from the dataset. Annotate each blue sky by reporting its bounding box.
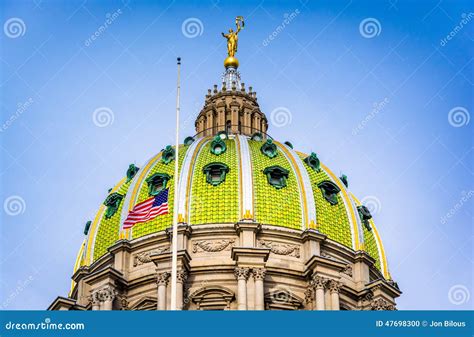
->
[0,0,472,310]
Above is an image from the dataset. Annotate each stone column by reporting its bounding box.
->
[253,268,266,310]
[176,270,188,310]
[312,275,327,311]
[328,280,341,311]
[101,286,116,311]
[157,272,170,310]
[234,267,250,310]
[90,291,100,311]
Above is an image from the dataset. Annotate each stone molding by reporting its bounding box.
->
[371,297,396,311]
[258,240,300,258]
[311,275,327,289]
[133,246,170,266]
[192,239,235,253]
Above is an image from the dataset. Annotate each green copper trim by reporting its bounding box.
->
[203,162,230,186]
[304,152,321,172]
[263,165,289,189]
[210,136,227,155]
[317,180,341,205]
[146,173,171,196]
[261,139,278,158]
[103,192,124,219]
[161,145,175,164]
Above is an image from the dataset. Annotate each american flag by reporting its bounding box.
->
[123,188,169,229]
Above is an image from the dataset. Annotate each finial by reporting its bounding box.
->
[177,57,181,65]
[213,84,218,94]
[232,81,236,91]
[222,16,244,68]
[222,81,227,91]
[241,83,245,92]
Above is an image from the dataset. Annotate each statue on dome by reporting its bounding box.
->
[222,16,244,59]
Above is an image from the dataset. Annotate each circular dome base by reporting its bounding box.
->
[224,56,239,68]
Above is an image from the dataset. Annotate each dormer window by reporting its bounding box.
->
[210,136,227,155]
[317,181,341,205]
[161,146,175,164]
[261,139,277,158]
[203,162,229,186]
[263,165,289,189]
[304,152,321,172]
[146,173,171,196]
[357,205,373,231]
[103,192,124,219]
[126,164,139,182]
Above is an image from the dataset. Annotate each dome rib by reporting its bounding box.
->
[276,141,317,228]
[235,135,255,219]
[351,194,389,278]
[180,137,210,224]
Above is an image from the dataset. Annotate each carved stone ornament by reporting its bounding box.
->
[371,297,395,311]
[304,287,314,304]
[328,280,342,294]
[253,268,267,281]
[311,275,327,289]
[176,270,188,284]
[157,272,171,286]
[133,246,170,266]
[193,239,235,253]
[97,286,117,302]
[343,264,353,277]
[258,240,300,258]
[234,267,250,280]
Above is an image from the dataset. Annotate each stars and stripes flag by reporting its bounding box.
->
[123,188,169,229]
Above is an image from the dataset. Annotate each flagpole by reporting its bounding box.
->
[170,57,181,310]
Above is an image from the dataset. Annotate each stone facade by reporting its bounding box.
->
[49,222,401,311]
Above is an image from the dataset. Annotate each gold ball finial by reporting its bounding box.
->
[224,56,239,68]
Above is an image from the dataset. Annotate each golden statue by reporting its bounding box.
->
[222,16,244,68]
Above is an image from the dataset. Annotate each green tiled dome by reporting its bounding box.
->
[80,136,389,279]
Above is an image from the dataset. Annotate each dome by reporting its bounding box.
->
[77,134,389,278]
[53,21,400,311]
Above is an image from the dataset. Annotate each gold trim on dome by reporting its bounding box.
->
[351,193,389,279]
[321,164,359,250]
[127,153,163,212]
[85,177,126,265]
[275,141,308,228]
[69,239,85,296]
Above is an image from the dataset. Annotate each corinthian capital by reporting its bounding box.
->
[157,272,171,286]
[253,268,266,281]
[176,270,188,284]
[99,286,117,302]
[311,275,327,289]
[328,280,342,294]
[90,290,101,305]
[234,267,250,280]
